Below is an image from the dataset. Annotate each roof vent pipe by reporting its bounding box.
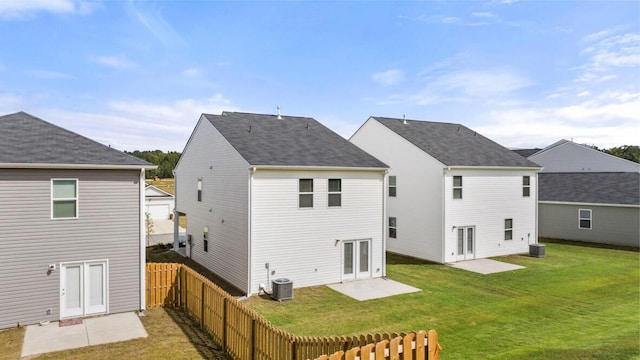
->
[277,105,282,120]
[403,114,407,125]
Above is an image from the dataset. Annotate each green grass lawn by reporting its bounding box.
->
[244,242,640,359]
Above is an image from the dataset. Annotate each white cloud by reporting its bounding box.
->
[181,67,201,77]
[472,12,496,18]
[40,94,240,151]
[371,69,406,86]
[576,31,640,84]
[0,0,96,20]
[126,1,184,47]
[90,55,136,69]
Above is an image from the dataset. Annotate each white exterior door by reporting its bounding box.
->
[61,261,107,318]
[456,227,475,261]
[342,239,371,281]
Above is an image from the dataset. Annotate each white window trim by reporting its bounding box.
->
[298,178,314,209]
[389,217,397,239]
[505,218,513,240]
[453,176,463,199]
[523,176,531,197]
[579,208,592,230]
[328,178,342,208]
[388,176,397,197]
[51,178,79,220]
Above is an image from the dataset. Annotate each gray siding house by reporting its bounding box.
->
[516,139,640,247]
[0,112,154,329]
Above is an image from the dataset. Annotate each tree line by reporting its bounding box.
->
[127,145,638,180]
[126,150,181,178]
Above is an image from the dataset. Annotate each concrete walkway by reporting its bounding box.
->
[21,312,148,357]
[449,258,525,274]
[328,277,421,301]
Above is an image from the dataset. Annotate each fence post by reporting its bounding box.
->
[427,330,439,360]
[291,336,297,360]
[223,297,227,352]
[251,318,256,360]
[200,281,205,327]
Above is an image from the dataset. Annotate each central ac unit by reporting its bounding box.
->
[271,278,293,301]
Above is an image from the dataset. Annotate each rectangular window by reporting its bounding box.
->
[299,179,313,208]
[389,176,397,197]
[505,218,513,240]
[52,179,78,219]
[203,226,209,252]
[579,209,592,229]
[523,176,531,197]
[453,176,463,199]
[389,217,397,239]
[197,178,202,202]
[328,179,342,207]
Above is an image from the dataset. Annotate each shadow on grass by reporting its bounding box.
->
[386,251,441,266]
[164,307,231,360]
[540,237,639,252]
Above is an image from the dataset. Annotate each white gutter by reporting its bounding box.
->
[382,170,388,278]
[0,163,157,170]
[539,200,640,208]
[444,165,542,171]
[249,165,387,172]
[139,168,146,314]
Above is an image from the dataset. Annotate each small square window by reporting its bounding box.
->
[579,209,592,229]
[389,176,397,197]
[453,176,462,199]
[328,179,341,207]
[299,179,313,208]
[389,217,397,239]
[505,218,513,240]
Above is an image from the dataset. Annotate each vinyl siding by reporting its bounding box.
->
[444,169,538,263]
[175,116,250,293]
[0,169,142,329]
[531,141,640,173]
[250,170,385,294]
[539,203,639,247]
[351,118,444,263]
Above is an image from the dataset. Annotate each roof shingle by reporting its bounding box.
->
[204,112,387,168]
[539,172,640,205]
[0,112,152,167]
[372,116,540,168]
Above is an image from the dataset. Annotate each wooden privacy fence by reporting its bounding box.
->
[146,263,441,360]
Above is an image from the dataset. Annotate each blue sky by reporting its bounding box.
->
[1,1,638,151]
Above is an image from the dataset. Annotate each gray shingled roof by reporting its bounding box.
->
[539,172,640,205]
[513,148,542,158]
[204,112,387,168]
[0,112,153,167]
[372,117,540,168]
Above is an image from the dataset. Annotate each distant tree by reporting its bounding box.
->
[127,150,181,178]
[605,145,640,163]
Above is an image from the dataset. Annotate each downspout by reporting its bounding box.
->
[247,167,255,295]
[172,170,179,251]
[534,170,540,244]
[139,168,146,315]
[382,170,388,278]
[442,167,448,263]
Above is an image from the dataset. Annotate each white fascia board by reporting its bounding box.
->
[444,166,542,171]
[539,200,640,209]
[0,163,156,170]
[250,165,388,172]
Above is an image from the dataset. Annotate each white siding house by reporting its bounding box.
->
[175,112,388,295]
[351,116,541,264]
[145,184,174,220]
[0,112,154,329]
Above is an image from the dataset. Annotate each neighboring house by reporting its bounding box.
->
[174,111,388,295]
[537,172,639,247]
[518,139,640,247]
[528,139,640,173]
[145,184,174,220]
[350,116,541,264]
[0,112,154,329]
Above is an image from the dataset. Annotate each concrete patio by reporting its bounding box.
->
[448,258,525,274]
[21,312,148,357]
[327,277,421,301]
